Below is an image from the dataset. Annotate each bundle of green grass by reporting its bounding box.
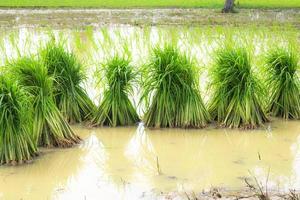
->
[91,56,139,127]
[11,57,81,147]
[265,47,300,119]
[142,45,210,128]
[0,77,38,165]
[208,46,268,129]
[40,42,95,123]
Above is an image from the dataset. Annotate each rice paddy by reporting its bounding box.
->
[208,45,268,128]
[92,56,140,126]
[2,0,300,8]
[142,45,210,128]
[41,42,95,123]
[0,77,38,165]
[0,23,300,199]
[265,47,300,119]
[9,57,81,148]
[0,26,298,132]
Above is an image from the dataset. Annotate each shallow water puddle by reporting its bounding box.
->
[1,120,300,199]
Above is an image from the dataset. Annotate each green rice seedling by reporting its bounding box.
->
[265,47,300,119]
[11,57,81,147]
[0,77,38,165]
[40,42,95,123]
[91,56,139,127]
[142,45,210,128]
[208,45,268,129]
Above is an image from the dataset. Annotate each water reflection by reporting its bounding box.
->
[0,120,300,199]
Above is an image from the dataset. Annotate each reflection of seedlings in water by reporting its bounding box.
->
[2,172,16,183]
[120,177,130,186]
[266,125,272,132]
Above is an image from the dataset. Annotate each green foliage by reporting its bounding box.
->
[265,47,300,119]
[142,45,210,128]
[92,56,139,127]
[208,45,268,129]
[11,57,81,147]
[41,42,95,123]
[1,0,299,8]
[0,77,38,165]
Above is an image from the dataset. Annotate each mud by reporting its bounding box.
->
[0,8,299,29]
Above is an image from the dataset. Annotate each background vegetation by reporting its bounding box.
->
[1,0,300,8]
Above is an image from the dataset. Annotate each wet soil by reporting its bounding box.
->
[0,8,299,29]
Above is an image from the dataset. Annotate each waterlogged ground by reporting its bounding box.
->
[0,11,300,199]
[0,120,300,199]
[0,8,299,29]
[0,26,299,114]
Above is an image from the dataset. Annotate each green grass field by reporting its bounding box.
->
[1,0,300,8]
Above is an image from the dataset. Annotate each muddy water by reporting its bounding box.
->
[0,120,300,199]
[0,8,299,29]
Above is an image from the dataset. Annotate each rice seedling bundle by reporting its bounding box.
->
[41,43,95,123]
[142,45,210,128]
[265,47,300,119]
[91,56,140,127]
[208,46,268,129]
[0,77,38,165]
[11,57,81,147]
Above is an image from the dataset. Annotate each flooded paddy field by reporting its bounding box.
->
[0,8,300,200]
[0,8,299,28]
[0,25,299,104]
[1,120,300,199]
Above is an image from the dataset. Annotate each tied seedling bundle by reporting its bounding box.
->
[11,57,81,147]
[142,45,210,128]
[41,42,95,123]
[265,47,300,119]
[0,77,38,165]
[92,56,140,127]
[208,45,268,129]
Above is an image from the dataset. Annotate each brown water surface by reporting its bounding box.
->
[0,120,300,199]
